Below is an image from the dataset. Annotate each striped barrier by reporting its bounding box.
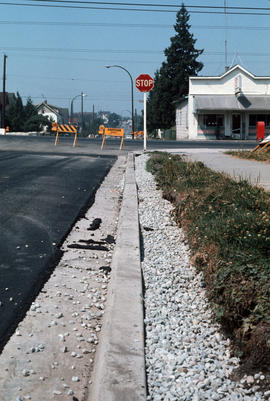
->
[51,123,78,147]
[99,125,125,150]
[252,134,270,153]
[134,131,144,139]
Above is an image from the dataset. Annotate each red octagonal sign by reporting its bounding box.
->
[135,74,154,92]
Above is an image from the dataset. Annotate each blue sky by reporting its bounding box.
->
[1,0,270,116]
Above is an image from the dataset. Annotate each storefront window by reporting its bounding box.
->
[249,114,270,127]
[202,114,224,127]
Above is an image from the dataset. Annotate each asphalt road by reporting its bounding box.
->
[0,134,256,156]
[0,141,115,351]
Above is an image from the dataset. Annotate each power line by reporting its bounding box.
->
[2,46,270,57]
[0,46,161,53]
[1,20,270,31]
[1,1,270,15]
[9,0,270,12]
[8,73,129,82]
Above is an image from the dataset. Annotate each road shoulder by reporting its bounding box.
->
[0,155,127,401]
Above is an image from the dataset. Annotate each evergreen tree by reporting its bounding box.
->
[107,112,121,128]
[6,92,25,131]
[6,94,51,132]
[24,97,36,121]
[24,114,51,132]
[147,3,203,130]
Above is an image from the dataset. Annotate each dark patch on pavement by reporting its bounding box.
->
[102,234,116,244]
[99,266,111,274]
[87,218,102,231]
[144,226,154,231]
[79,239,106,246]
[67,244,109,251]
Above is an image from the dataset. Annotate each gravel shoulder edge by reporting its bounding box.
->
[88,152,147,401]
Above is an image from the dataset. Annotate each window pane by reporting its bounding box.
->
[203,114,224,127]
[249,115,257,126]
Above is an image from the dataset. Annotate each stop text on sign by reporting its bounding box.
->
[135,74,154,92]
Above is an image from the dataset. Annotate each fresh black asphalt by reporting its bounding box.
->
[0,141,115,351]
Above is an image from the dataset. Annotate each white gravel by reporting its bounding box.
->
[135,154,267,401]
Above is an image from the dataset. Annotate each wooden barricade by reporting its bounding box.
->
[134,131,144,139]
[99,125,125,150]
[251,135,270,153]
[51,122,78,147]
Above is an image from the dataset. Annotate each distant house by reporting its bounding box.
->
[36,101,69,124]
[176,65,270,140]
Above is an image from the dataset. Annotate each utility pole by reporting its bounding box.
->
[224,0,229,71]
[81,91,84,130]
[135,108,137,131]
[1,54,7,129]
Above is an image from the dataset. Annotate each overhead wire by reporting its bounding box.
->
[1,1,270,14]
[1,46,270,57]
[1,20,270,31]
[4,0,270,12]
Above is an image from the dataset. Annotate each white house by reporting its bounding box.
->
[176,65,270,140]
[36,101,69,124]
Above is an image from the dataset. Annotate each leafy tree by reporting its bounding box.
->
[88,116,104,137]
[147,3,203,130]
[6,94,51,132]
[6,92,25,131]
[24,114,51,132]
[24,97,36,121]
[107,112,121,128]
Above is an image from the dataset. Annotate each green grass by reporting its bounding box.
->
[226,149,270,163]
[147,152,270,371]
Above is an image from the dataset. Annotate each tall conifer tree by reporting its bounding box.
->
[147,4,203,130]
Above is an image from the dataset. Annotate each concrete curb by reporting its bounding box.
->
[88,152,147,401]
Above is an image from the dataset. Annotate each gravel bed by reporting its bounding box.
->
[135,154,267,401]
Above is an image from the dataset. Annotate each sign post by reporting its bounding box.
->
[135,73,154,151]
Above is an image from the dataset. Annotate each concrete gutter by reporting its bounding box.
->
[88,152,147,401]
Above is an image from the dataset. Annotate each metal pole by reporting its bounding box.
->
[224,0,228,71]
[131,79,134,138]
[70,99,74,123]
[1,54,7,129]
[135,108,137,131]
[81,91,84,130]
[105,65,134,138]
[144,92,147,152]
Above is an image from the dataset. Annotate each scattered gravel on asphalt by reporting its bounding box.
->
[0,156,127,401]
[135,154,267,401]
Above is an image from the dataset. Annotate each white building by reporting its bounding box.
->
[176,65,270,140]
[36,101,69,124]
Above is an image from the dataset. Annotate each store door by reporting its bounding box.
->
[232,113,241,138]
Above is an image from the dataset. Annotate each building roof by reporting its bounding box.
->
[191,64,270,81]
[194,95,270,111]
[36,101,69,122]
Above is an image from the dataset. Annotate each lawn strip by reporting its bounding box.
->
[146,152,270,377]
[225,150,270,164]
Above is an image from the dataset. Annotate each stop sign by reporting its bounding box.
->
[135,74,154,92]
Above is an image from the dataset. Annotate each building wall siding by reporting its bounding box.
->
[176,101,189,140]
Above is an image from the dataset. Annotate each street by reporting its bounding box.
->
[0,141,115,351]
